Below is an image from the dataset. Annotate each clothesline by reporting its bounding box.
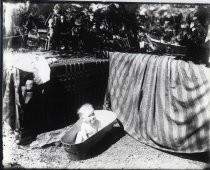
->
[3,34,28,40]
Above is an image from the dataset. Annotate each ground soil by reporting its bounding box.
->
[2,123,209,169]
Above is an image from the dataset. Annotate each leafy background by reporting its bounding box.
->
[3,2,210,54]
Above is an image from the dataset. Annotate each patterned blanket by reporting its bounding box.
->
[104,52,210,153]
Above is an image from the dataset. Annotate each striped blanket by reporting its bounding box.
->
[104,52,210,153]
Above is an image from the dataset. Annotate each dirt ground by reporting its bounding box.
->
[2,122,210,169]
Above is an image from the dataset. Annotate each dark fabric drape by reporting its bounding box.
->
[3,68,43,133]
[3,58,109,134]
[3,68,21,130]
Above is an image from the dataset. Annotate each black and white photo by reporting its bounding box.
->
[2,0,210,169]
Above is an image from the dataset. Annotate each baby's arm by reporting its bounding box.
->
[81,129,88,141]
[81,123,89,140]
[75,131,83,144]
[75,124,89,144]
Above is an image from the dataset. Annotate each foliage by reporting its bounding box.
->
[136,4,209,47]
[3,2,210,53]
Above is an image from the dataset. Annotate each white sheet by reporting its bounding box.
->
[4,51,51,85]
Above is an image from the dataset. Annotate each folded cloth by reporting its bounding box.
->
[3,51,50,85]
[29,125,72,149]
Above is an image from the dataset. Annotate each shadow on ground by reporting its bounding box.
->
[158,149,210,163]
[176,151,210,163]
[86,125,126,159]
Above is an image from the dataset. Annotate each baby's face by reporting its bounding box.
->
[84,112,96,124]
[78,104,96,124]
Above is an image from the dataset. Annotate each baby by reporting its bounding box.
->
[75,103,101,144]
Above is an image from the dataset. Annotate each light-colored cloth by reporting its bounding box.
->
[4,51,50,85]
[30,125,72,149]
[105,52,210,153]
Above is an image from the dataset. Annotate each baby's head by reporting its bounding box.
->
[77,103,96,124]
